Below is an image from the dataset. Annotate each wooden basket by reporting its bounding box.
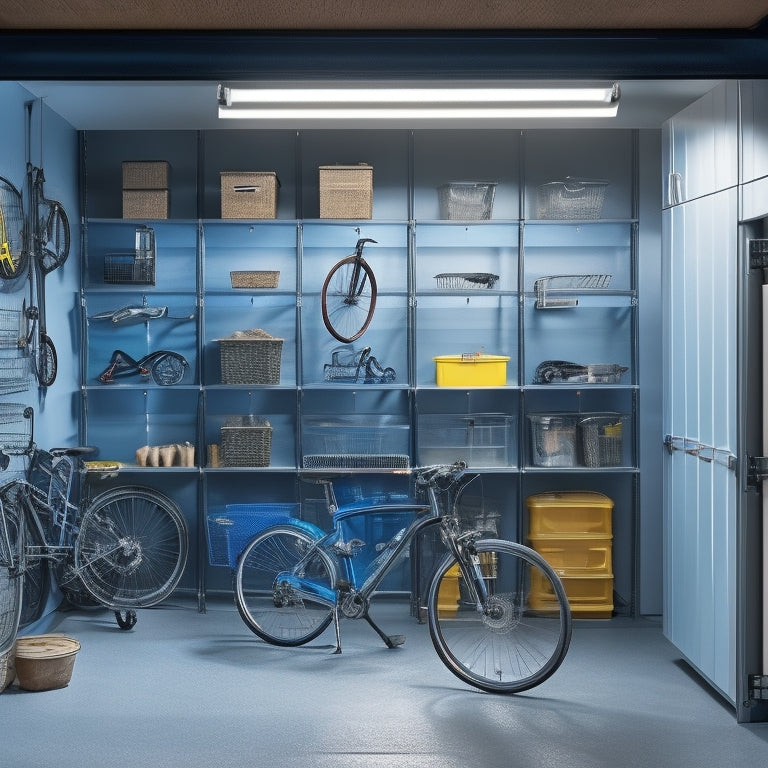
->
[13,634,81,692]
[221,172,279,219]
[319,164,373,219]
[230,270,280,289]
[218,329,283,384]
[122,189,169,219]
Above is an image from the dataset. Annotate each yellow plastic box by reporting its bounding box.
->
[434,354,510,387]
[526,491,613,535]
[527,533,613,574]
[530,570,614,619]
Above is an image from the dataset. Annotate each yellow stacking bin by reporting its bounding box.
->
[527,491,614,619]
[434,354,510,387]
[526,491,613,535]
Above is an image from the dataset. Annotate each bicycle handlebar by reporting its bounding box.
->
[415,461,468,489]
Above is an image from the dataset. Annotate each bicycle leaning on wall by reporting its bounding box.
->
[0,405,189,658]
[233,462,572,694]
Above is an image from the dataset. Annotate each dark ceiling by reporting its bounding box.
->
[1,0,767,31]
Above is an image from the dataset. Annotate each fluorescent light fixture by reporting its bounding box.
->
[217,83,620,120]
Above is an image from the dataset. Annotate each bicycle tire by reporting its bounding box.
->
[150,353,187,386]
[0,496,23,656]
[321,255,377,343]
[35,333,57,388]
[40,201,70,274]
[74,486,188,610]
[427,539,572,694]
[234,525,335,646]
[0,175,29,282]
[18,511,50,629]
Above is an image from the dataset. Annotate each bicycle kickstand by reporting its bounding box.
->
[364,613,405,650]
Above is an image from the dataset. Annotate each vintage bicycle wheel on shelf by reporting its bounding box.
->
[321,237,378,343]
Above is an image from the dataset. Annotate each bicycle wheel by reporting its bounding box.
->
[40,201,70,274]
[74,486,188,609]
[0,497,22,656]
[0,175,29,282]
[321,255,377,343]
[18,511,50,629]
[234,525,335,646]
[34,332,57,388]
[427,539,572,694]
[150,353,186,385]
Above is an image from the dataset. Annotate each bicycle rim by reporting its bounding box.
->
[35,333,57,388]
[234,525,334,646]
[0,501,22,656]
[321,255,377,343]
[0,176,29,282]
[40,202,70,274]
[75,486,188,609]
[427,539,572,694]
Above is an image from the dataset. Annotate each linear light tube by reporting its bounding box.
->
[217,83,620,120]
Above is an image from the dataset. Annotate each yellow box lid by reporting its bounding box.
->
[434,355,510,363]
[526,491,614,509]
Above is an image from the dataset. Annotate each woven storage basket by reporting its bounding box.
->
[1,650,15,693]
[221,172,279,219]
[536,178,608,220]
[319,164,373,219]
[230,271,280,289]
[122,189,169,219]
[438,182,496,220]
[218,329,283,385]
[220,415,272,467]
[122,161,169,189]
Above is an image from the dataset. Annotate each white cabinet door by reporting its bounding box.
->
[662,81,738,206]
[740,80,768,185]
[662,188,738,703]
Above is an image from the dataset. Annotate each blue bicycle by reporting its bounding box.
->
[233,463,571,694]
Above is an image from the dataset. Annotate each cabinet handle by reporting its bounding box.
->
[668,172,683,205]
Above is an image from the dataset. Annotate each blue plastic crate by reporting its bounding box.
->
[206,503,298,568]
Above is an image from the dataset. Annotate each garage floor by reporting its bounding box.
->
[2,597,767,768]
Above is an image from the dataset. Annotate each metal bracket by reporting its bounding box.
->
[747,456,768,488]
[749,675,768,701]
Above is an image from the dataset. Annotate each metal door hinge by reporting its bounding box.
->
[747,456,768,488]
[749,675,768,701]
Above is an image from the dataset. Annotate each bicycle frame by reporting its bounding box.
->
[273,470,491,636]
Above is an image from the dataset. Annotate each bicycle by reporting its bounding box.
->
[321,236,378,344]
[233,463,572,694]
[0,405,189,657]
[96,348,189,386]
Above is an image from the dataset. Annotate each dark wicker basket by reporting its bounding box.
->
[218,330,283,385]
[220,415,272,467]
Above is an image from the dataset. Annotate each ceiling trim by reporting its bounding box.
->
[2,28,768,81]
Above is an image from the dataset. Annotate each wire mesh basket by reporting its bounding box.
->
[206,503,298,568]
[434,273,499,290]
[0,403,32,452]
[528,413,578,467]
[534,274,612,308]
[103,251,156,285]
[0,308,23,349]
[0,356,32,396]
[438,182,497,220]
[536,178,609,220]
[578,414,626,467]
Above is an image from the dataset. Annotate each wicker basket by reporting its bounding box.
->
[220,415,272,467]
[221,172,279,219]
[230,271,280,289]
[122,161,169,189]
[122,189,169,219]
[319,164,373,219]
[218,329,283,385]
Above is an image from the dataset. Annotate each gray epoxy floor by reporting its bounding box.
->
[2,597,767,768]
